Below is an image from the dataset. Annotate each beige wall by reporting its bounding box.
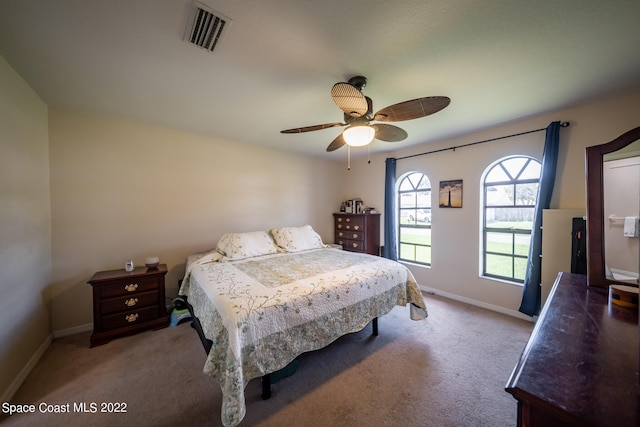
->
[48,110,346,332]
[0,56,52,399]
[343,90,640,316]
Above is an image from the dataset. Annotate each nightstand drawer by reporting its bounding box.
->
[99,277,160,298]
[101,306,160,331]
[100,291,159,315]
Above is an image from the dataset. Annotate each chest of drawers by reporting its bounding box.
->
[88,265,169,347]
[333,213,380,255]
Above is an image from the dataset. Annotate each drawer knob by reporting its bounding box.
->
[125,297,138,307]
[124,283,138,292]
[338,232,343,237]
[345,225,351,229]
[352,243,358,248]
[352,233,359,239]
[337,218,342,222]
[354,225,360,230]
[337,224,343,229]
[125,313,139,323]
[346,218,351,222]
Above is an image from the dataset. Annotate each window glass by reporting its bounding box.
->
[398,172,432,266]
[482,156,541,283]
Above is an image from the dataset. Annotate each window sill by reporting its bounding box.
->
[480,274,524,287]
[399,260,431,270]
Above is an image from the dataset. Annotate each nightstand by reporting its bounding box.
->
[88,264,169,347]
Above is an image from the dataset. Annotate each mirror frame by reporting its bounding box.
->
[586,126,640,288]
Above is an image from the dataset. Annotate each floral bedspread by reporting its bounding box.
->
[179,247,427,427]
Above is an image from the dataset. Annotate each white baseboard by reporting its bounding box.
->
[420,285,535,323]
[1,333,52,403]
[2,324,93,402]
[53,322,93,339]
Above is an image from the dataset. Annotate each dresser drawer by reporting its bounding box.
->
[101,306,161,331]
[335,215,364,231]
[335,230,365,242]
[100,291,159,315]
[99,277,160,298]
[337,239,364,252]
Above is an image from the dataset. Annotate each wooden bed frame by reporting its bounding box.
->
[182,295,378,399]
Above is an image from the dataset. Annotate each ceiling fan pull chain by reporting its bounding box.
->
[347,145,351,170]
[368,145,371,164]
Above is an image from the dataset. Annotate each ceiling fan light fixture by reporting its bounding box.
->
[343,125,375,147]
[280,76,450,156]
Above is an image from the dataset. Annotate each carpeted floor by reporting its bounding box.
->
[1,293,533,427]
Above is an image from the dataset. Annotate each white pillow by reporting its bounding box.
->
[216,231,278,260]
[270,225,325,252]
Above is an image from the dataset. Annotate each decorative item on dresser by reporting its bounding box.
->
[88,264,169,347]
[333,213,380,255]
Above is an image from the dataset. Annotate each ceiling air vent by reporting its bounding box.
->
[185,2,231,53]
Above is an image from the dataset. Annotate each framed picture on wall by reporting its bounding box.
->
[439,179,463,208]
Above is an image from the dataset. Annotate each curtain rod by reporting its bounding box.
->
[395,121,570,161]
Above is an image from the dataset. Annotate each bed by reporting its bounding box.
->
[178,225,427,427]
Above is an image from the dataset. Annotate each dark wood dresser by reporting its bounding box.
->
[333,213,380,255]
[88,264,169,347]
[506,272,639,426]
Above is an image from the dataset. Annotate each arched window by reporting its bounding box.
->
[398,172,431,266]
[482,156,541,283]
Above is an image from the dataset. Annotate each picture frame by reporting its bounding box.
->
[439,179,463,208]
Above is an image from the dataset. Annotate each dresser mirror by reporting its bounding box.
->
[586,126,640,288]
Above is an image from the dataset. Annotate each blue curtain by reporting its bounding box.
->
[382,158,398,260]
[519,121,561,316]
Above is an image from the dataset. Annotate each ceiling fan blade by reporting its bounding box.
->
[374,96,450,122]
[281,122,345,133]
[326,133,346,152]
[372,123,408,142]
[331,82,368,118]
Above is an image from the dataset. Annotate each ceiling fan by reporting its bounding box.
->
[281,76,450,152]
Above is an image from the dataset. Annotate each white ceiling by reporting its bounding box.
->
[1,0,640,157]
